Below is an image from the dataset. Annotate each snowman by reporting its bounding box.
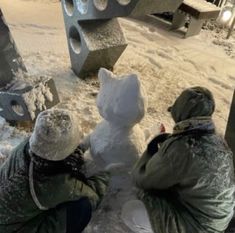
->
[82,68,160,233]
[86,67,148,170]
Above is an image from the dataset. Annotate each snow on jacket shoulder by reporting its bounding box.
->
[132,118,235,233]
[0,139,110,233]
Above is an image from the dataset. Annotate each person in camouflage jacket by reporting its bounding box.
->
[0,109,110,233]
[132,87,235,233]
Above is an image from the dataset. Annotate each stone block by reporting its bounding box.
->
[0,78,60,122]
[62,17,127,77]
[61,0,183,21]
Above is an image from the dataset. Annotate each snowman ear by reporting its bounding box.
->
[126,73,141,91]
[98,68,114,84]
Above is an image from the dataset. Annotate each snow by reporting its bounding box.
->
[88,68,147,168]
[84,68,149,233]
[121,200,154,233]
[29,109,82,161]
[183,0,220,12]
[23,80,54,120]
[96,68,147,127]
[0,117,29,165]
[0,0,235,232]
[2,70,55,120]
[90,121,146,167]
[90,68,147,167]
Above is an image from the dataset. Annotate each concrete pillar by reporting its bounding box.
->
[225,90,235,166]
[0,9,60,122]
[0,9,27,88]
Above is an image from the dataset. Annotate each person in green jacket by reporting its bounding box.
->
[0,108,110,233]
[132,87,235,233]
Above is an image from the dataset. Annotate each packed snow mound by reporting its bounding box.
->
[90,121,146,167]
[1,70,55,120]
[121,200,154,233]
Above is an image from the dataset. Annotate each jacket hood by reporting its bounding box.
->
[170,87,215,123]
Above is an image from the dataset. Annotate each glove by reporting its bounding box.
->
[64,148,87,183]
[147,133,171,156]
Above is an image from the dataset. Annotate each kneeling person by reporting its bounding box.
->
[0,109,110,233]
[132,87,235,233]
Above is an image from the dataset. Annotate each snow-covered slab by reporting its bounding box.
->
[0,77,59,122]
[179,0,220,19]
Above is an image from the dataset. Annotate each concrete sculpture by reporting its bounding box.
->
[0,9,60,122]
[61,0,183,78]
[62,18,127,77]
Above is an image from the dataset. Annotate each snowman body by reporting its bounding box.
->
[90,120,146,168]
[89,68,147,169]
[86,68,151,233]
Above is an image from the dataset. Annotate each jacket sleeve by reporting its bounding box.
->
[70,171,110,209]
[132,139,188,190]
[37,171,110,210]
[74,172,110,209]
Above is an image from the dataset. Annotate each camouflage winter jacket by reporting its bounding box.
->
[0,139,110,233]
[132,117,235,233]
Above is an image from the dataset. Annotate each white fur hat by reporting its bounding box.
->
[29,109,81,161]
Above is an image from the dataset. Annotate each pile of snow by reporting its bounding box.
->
[23,81,53,120]
[203,20,235,58]
[121,200,154,233]
[0,117,29,165]
[2,70,55,120]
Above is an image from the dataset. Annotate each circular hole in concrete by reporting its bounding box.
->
[116,0,131,5]
[69,26,82,54]
[93,0,108,11]
[76,0,89,14]
[64,0,75,16]
[11,100,24,116]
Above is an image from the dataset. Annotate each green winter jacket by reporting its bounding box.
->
[132,87,235,233]
[0,139,110,233]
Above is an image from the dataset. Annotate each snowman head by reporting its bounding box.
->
[97,68,147,127]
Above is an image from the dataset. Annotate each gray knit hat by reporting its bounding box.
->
[29,109,81,161]
[169,87,215,123]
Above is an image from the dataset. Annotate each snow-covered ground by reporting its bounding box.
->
[1,0,235,232]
